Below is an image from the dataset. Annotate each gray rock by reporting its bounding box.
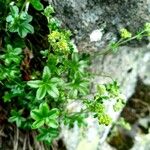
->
[91,46,150,99]
[49,0,150,51]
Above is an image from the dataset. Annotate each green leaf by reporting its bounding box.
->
[44,5,55,17]
[32,120,45,129]
[6,6,34,38]
[46,119,58,128]
[36,85,47,100]
[8,110,25,127]
[47,85,59,98]
[79,87,88,95]
[50,77,60,83]
[3,92,12,102]
[10,5,19,17]
[31,109,42,120]
[24,23,34,33]
[40,103,49,116]
[13,48,22,55]
[18,23,34,38]
[7,44,13,51]
[31,103,59,130]
[69,89,78,98]
[30,0,44,11]
[48,108,59,119]
[6,15,13,22]
[27,80,42,88]
[42,66,51,80]
[72,52,79,62]
[36,128,59,144]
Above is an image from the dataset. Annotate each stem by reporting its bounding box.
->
[118,30,146,46]
[92,72,114,81]
[25,2,30,13]
[20,0,30,14]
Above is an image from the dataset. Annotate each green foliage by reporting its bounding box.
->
[31,103,59,129]
[27,66,61,100]
[8,109,26,127]
[63,112,87,128]
[0,44,22,80]
[37,127,59,145]
[85,81,125,126]
[0,1,126,146]
[6,4,34,38]
[0,44,22,65]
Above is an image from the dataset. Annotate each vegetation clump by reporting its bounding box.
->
[0,0,127,148]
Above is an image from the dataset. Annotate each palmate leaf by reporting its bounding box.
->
[0,44,23,65]
[37,128,59,145]
[27,66,60,100]
[31,103,59,129]
[31,103,49,120]
[18,23,34,38]
[8,110,25,127]
[6,5,34,38]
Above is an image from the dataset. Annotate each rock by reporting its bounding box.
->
[131,131,150,150]
[138,44,150,85]
[65,46,150,149]
[90,29,103,42]
[49,0,150,52]
[91,46,150,99]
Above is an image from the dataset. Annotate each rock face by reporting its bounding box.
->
[60,46,150,150]
[48,0,150,149]
[91,46,150,99]
[51,0,150,51]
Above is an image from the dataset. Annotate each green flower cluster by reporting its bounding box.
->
[144,22,150,36]
[85,81,125,126]
[45,5,72,55]
[120,28,132,39]
[48,30,72,54]
[98,114,112,126]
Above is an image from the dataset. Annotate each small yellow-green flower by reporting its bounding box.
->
[98,114,112,126]
[95,103,105,113]
[113,99,124,112]
[97,84,107,95]
[144,22,150,35]
[120,28,132,39]
[57,39,69,51]
[48,31,61,43]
